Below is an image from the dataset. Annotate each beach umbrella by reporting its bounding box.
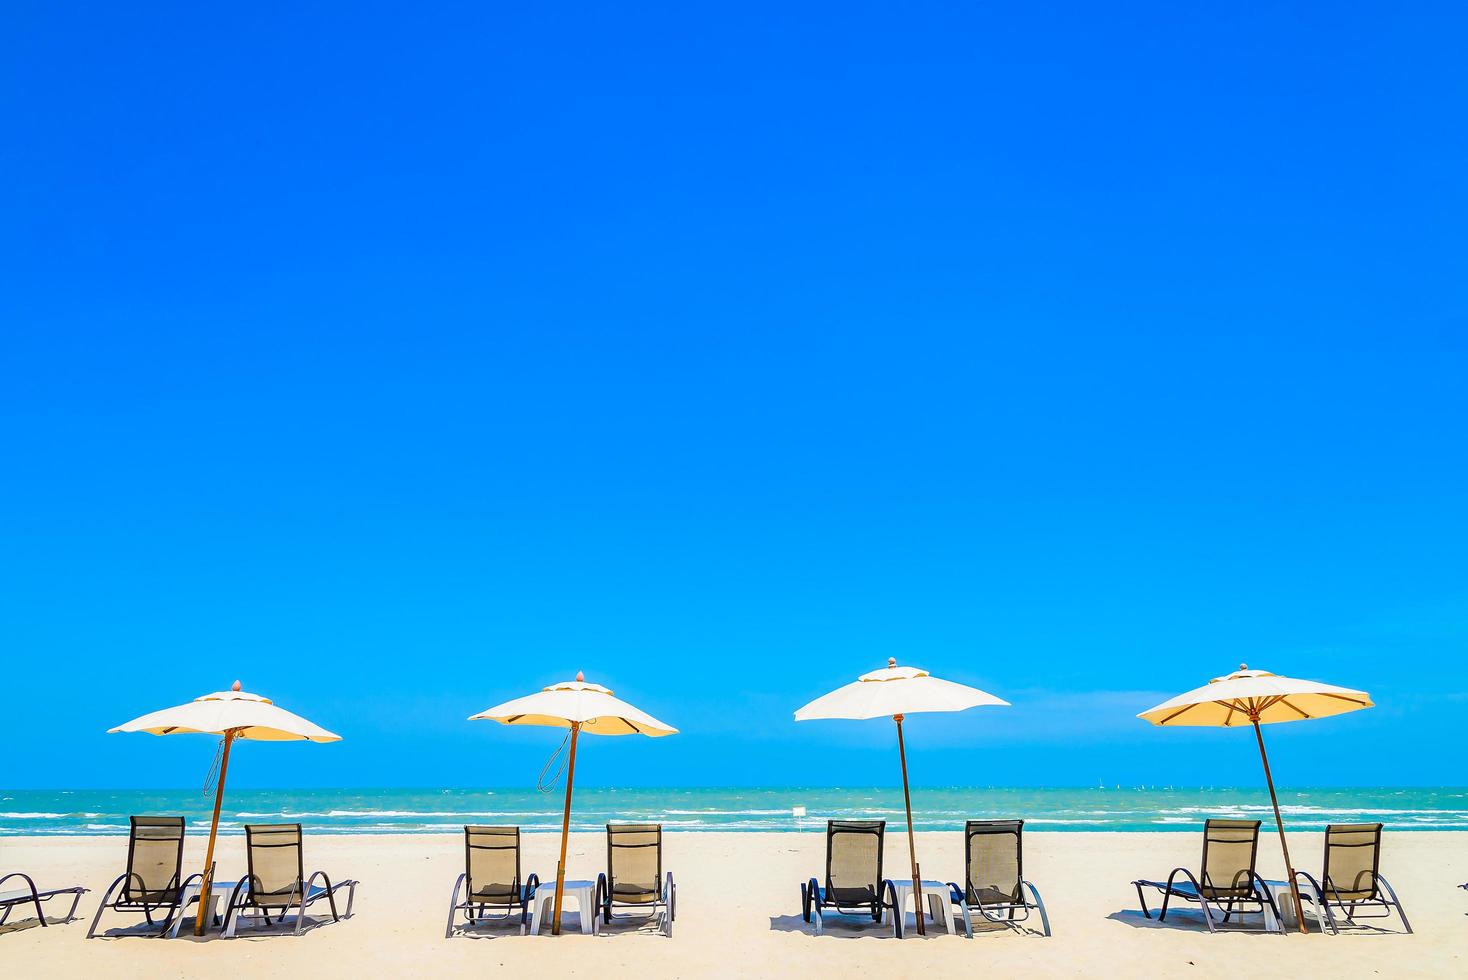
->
[470,672,676,935]
[795,658,1009,935]
[109,681,340,935]
[1138,665,1373,934]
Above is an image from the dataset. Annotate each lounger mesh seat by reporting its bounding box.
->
[1133,819,1281,933]
[87,816,199,938]
[1294,823,1411,934]
[445,825,539,937]
[596,823,674,937]
[945,820,1050,936]
[223,823,357,937]
[800,820,901,937]
[0,872,87,929]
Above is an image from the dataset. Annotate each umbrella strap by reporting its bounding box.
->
[536,730,571,793]
[202,737,226,797]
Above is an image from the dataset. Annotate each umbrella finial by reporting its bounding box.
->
[887,657,897,668]
[231,680,242,692]
[1239,664,1248,672]
[576,670,584,683]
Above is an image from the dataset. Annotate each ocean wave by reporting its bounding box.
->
[662,809,792,816]
[0,812,67,819]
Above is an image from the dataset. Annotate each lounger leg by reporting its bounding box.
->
[1198,899,1216,933]
[87,875,127,939]
[1374,875,1412,935]
[1135,883,1153,920]
[446,874,465,939]
[1023,882,1052,938]
[65,889,85,924]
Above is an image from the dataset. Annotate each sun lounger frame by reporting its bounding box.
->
[800,819,902,937]
[445,825,539,937]
[223,823,356,937]
[1292,823,1411,935]
[595,823,675,937]
[945,819,1050,937]
[0,873,87,928]
[1133,818,1282,934]
[87,815,201,938]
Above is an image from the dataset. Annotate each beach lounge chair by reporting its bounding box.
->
[801,819,901,937]
[0,871,87,929]
[1133,818,1282,933]
[595,823,675,937]
[223,823,357,937]
[87,816,200,938]
[945,819,1050,937]
[445,825,540,937]
[1293,823,1411,934]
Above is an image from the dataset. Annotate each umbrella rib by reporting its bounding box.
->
[1279,698,1311,719]
[1159,703,1199,725]
[1318,693,1371,705]
[1220,701,1236,727]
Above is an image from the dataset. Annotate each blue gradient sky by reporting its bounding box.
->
[4,2,1465,790]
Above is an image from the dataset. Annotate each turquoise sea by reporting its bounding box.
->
[3,787,1466,835]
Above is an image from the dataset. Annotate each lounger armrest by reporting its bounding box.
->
[0,873,41,901]
[524,873,541,899]
[222,878,251,936]
[304,870,337,898]
[1371,873,1404,907]
[801,877,817,922]
[1292,869,1324,900]
[595,872,608,919]
[945,881,964,905]
[880,880,902,939]
[1164,867,1203,895]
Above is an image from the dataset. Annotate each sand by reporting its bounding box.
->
[3,830,1464,978]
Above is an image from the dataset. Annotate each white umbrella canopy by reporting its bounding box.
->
[1138,667,1372,728]
[108,681,339,935]
[469,678,676,736]
[470,672,676,935]
[110,686,341,741]
[795,659,1008,935]
[795,662,1010,720]
[1138,665,1374,934]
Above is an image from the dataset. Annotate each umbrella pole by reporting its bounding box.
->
[194,729,236,936]
[551,722,580,937]
[1252,718,1306,934]
[894,714,926,936]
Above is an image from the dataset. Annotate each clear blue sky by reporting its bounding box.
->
[4,2,1464,790]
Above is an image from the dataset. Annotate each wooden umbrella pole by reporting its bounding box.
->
[195,729,236,936]
[551,722,580,937]
[1252,718,1307,934]
[894,715,925,936]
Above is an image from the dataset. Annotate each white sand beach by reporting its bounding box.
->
[3,830,1464,978]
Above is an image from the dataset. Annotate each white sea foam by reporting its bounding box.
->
[0,812,67,819]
